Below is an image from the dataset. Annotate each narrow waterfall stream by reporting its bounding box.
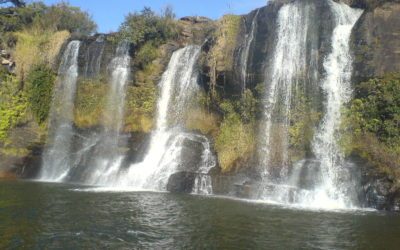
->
[84,42,131,185]
[310,1,364,208]
[114,45,215,193]
[39,41,81,181]
[260,1,311,178]
[83,35,106,78]
[240,9,259,92]
[258,0,363,209]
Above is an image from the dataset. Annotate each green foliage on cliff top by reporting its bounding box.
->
[0,2,45,47]
[0,2,96,48]
[118,7,179,48]
[32,2,97,35]
[25,64,56,124]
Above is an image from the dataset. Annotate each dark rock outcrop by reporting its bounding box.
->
[339,0,400,9]
[351,1,400,82]
[360,163,400,211]
[75,34,131,79]
[178,16,216,45]
[167,171,196,193]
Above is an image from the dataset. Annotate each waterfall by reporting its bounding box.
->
[39,41,81,181]
[258,0,363,209]
[83,35,106,78]
[82,42,131,185]
[113,45,215,192]
[240,9,259,92]
[310,1,363,208]
[192,134,216,195]
[260,1,311,178]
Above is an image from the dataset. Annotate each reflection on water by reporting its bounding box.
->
[0,180,399,249]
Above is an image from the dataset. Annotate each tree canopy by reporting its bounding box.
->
[0,0,25,7]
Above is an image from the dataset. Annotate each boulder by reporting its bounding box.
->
[167,171,196,193]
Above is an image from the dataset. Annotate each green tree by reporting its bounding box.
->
[118,7,178,47]
[33,2,97,35]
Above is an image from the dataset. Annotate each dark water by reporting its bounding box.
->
[1,181,400,249]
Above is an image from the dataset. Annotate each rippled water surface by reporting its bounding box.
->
[1,180,400,249]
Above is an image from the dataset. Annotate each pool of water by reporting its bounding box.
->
[1,180,399,249]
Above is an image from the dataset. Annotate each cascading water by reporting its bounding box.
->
[114,45,215,193]
[82,42,131,185]
[192,134,216,195]
[258,0,363,209]
[310,1,363,208]
[83,35,106,78]
[39,40,81,181]
[240,9,259,92]
[260,1,311,178]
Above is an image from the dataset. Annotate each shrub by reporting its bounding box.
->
[135,42,159,69]
[215,110,255,173]
[74,78,108,128]
[351,74,400,146]
[125,85,157,133]
[341,74,400,178]
[26,65,56,124]
[0,75,28,141]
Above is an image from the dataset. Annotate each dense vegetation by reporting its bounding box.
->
[25,65,56,124]
[0,74,28,141]
[344,74,400,180]
[0,2,96,144]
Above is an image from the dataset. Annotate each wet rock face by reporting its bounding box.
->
[177,136,205,173]
[167,171,196,193]
[224,0,336,101]
[76,34,121,79]
[361,168,400,211]
[351,154,400,211]
[351,2,400,82]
